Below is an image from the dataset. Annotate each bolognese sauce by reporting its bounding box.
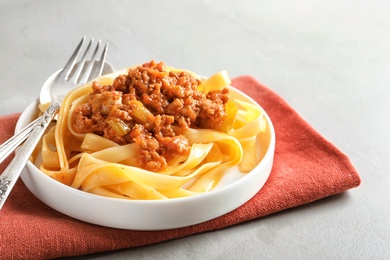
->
[72,60,232,172]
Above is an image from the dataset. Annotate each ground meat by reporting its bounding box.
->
[72,60,230,171]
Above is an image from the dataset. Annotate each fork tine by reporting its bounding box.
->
[71,38,94,84]
[59,36,86,79]
[89,42,109,81]
[79,40,103,84]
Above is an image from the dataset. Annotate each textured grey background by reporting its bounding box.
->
[0,0,389,259]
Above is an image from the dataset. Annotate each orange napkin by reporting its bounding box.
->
[0,76,361,259]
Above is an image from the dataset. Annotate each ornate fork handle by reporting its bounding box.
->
[0,103,59,208]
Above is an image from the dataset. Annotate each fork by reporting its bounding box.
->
[0,38,109,166]
[0,37,108,209]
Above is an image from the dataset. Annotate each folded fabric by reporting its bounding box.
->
[0,76,361,259]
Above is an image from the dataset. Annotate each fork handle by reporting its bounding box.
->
[0,117,38,165]
[0,103,60,209]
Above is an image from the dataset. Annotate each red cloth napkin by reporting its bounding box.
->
[0,76,361,259]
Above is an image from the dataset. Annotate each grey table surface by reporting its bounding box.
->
[1,0,389,259]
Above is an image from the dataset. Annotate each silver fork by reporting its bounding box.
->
[0,37,108,209]
[0,37,109,166]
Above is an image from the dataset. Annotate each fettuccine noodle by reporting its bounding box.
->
[34,62,266,200]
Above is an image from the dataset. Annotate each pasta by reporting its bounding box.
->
[34,61,266,200]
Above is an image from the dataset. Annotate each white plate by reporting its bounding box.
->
[15,82,275,230]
